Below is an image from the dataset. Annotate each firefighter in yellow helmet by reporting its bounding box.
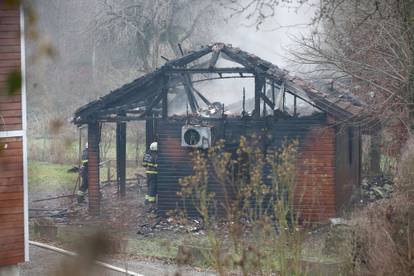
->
[143,142,158,206]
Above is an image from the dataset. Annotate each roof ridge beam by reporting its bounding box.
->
[166,67,253,74]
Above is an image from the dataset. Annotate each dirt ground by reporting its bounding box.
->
[28,169,341,275]
[28,171,214,275]
[30,168,148,229]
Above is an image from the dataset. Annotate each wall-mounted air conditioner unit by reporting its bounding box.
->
[181,125,212,149]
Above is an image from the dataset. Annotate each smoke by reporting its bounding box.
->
[168,2,317,116]
[211,2,316,67]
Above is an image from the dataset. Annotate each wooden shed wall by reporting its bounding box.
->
[0,5,22,131]
[0,3,25,265]
[0,137,24,265]
[294,127,336,222]
[156,115,338,223]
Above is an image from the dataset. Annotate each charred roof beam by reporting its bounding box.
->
[181,73,199,113]
[260,92,275,110]
[166,67,253,74]
[254,75,265,119]
[208,50,220,69]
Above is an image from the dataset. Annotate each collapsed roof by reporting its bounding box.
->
[73,43,365,125]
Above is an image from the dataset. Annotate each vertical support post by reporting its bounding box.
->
[242,87,246,115]
[262,80,267,116]
[107,160,111,184]
[282,90,286,112]
[271,82,275,116]
[254,75,264,119]
[78,127,82,168]
[87,122,100,215]
[146,115,156,149]
[294,95,297,116]
[162,76,169,119]
[162,90,168,119]
[116,117,126,197]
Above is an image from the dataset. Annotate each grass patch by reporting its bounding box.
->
[29,137,145,163]
[29,161,77,192]
[127,236,180,259]
[126,233,210,260]
[29,160,143,193]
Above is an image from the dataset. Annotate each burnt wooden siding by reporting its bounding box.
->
[294,127,336,222]
[335,126,361,211]
[0,137,24,265]
[0,3,25,265]
[0,5,22,131]
[156,115,339,222]
[87,122,101,215]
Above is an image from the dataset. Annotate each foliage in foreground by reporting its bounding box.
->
[179,137,309,275]
[347,138,414,276]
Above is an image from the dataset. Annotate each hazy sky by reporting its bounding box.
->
[27,1,318,119]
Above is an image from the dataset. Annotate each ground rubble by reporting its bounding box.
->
[136,212,205,237]
[361,174,394,202]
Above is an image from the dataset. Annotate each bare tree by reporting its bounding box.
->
[220,0,413,132]
[292,1,411,128]
[90,0,218,75]
[27,0,222,146]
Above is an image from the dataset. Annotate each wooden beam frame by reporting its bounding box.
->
[254,75,265,119]
[274,81,285,111]
[192,86,212,106]
[74,44,360,126]
[294,95,297,116]
[146,115,156,150]
[181,74,199,113]
[271,81,276,116]
[161,76,169,119]
[260,92,275,110]
[116,114,126,197]
[166,67,253,74]
[208,51,220,69]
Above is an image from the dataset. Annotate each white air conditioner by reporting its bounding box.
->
[181,125,212,149]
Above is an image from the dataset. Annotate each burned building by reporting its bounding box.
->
[73,43,365,223]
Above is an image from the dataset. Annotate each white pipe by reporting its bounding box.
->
[29,241,144,276]
[20,4,29,263]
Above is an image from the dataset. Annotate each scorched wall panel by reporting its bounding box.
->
[156,115,337,223]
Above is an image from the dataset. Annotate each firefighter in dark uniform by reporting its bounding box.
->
[77,143,89,203]
[143,142,158,206]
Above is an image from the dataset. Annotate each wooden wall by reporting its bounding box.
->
[87,123,101,215]
[0,5,22,131]
[0,3,25,265]
[294,127,336,222]
[156,115,341,223]
[0,137,24,265]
